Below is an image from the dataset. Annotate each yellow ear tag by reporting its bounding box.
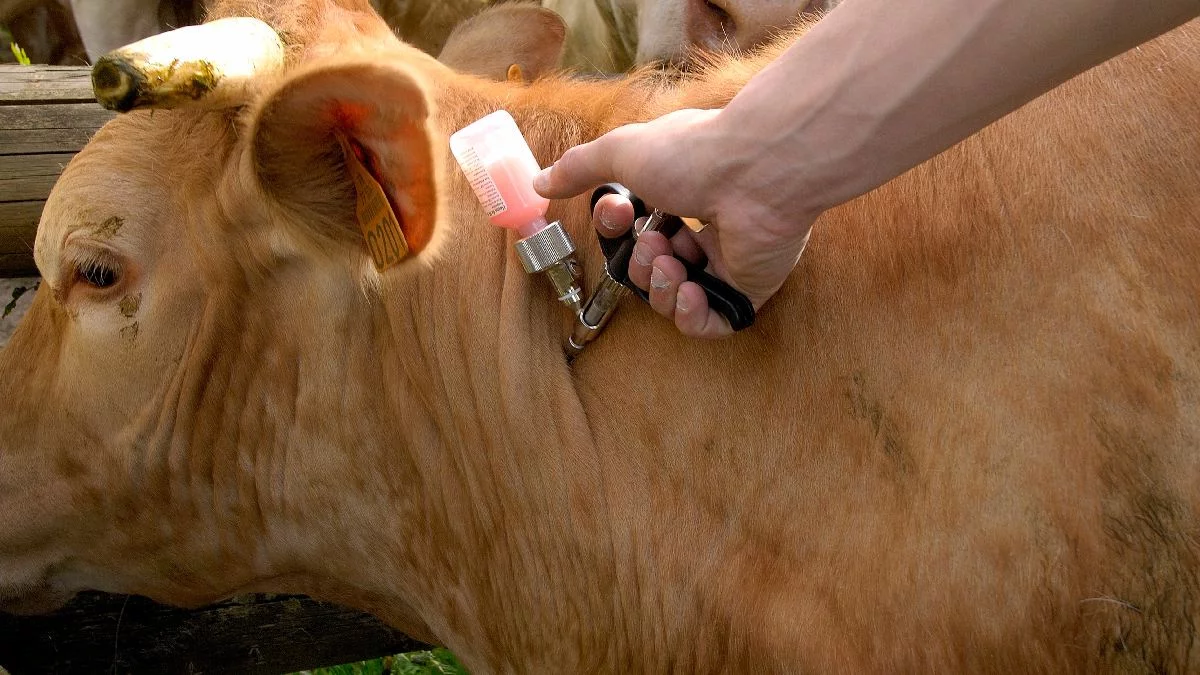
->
[336,133,410,271]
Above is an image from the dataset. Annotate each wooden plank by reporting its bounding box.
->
[0,66,108,275]
[0,201,42,237]
[0,65,97,103]
[1,202,42,276]
[0,102,115,130]
[0,176,56,203]
[0,103,113,155]
[0,253,37,277]
[0,152,67,203]
[0,152,71,180]
[0,591,431,674]
[0,232,37,257]
[0,157,59,274]
[0,126,101,155]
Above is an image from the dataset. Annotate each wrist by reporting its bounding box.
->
[707,99,829,237]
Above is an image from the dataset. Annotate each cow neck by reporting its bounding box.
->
[338,203,631,665]
[390,80,710,663]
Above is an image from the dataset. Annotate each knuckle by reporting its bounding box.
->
[556,145,583,175]
[680,318,705,338]
[652,294,676,318]
[705,315,735,339]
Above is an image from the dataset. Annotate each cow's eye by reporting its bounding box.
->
[78,261,119,289]
[704,0,732,25]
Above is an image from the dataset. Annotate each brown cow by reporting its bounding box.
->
[1,0,1199,671]
[0,0,87,64]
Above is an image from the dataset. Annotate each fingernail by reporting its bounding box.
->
[676,293,690,313]
[650,266,669,290]
[633,243,653,266]
[598,212,622,234]
[532,166,552,192]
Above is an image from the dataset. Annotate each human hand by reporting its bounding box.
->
[533,108,816,338]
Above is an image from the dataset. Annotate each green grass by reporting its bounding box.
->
[295,649,468,675]
[9,42,30,66]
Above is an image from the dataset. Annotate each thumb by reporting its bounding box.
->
[533,129,629,199]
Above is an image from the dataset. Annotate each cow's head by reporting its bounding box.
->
[0,0,581,640]
[640,0,832,65]
[544,0,827,72]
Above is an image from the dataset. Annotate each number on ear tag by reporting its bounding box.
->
[337,133,410,271]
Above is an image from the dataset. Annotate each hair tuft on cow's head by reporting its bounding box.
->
[205,0,394,64]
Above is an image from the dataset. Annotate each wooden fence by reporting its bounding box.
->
[0,592,429,674]
[0,65,112,277]
[0,65,430,674]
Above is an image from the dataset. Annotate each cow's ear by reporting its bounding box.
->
[438,5,566,82]
[249,60,442,262]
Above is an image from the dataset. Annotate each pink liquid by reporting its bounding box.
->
[485,155,550,238]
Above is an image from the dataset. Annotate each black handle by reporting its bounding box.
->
[589,183,755,331]
[589,183,645,261]
[590,182,646,216]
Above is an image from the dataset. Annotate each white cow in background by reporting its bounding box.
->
[3,0,831,69]
[68,0,491,61]
[66,0,185,59]
[2,0,488,62]
[546,0,837,72]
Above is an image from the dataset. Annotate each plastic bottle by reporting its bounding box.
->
[449,109,584,313]
[449,110,550,239]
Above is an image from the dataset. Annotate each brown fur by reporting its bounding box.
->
[1,0,1198,671]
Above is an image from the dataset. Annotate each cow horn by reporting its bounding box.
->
[92,17,285,113]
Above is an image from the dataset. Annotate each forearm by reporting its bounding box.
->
[717,0,1200,214]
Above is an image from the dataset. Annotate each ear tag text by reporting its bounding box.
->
[337,133,410,271]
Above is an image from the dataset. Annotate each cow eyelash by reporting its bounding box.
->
[71,252,122,290]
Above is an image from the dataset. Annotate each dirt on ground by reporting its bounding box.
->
[0,277,39,349]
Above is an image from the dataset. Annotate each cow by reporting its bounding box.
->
[437,2,567,83]
[65,0,201,60]
[0,0,203,63]
[0,0,559,74]
[0,0,86,64]
[5,0,831,70]
[2,0,1199,671]
[547,0,837,72]
[4,0,491,63]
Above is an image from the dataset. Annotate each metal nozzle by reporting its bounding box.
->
[543,259,584,312]
[566,276,630,357]
[514,220,584,313]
